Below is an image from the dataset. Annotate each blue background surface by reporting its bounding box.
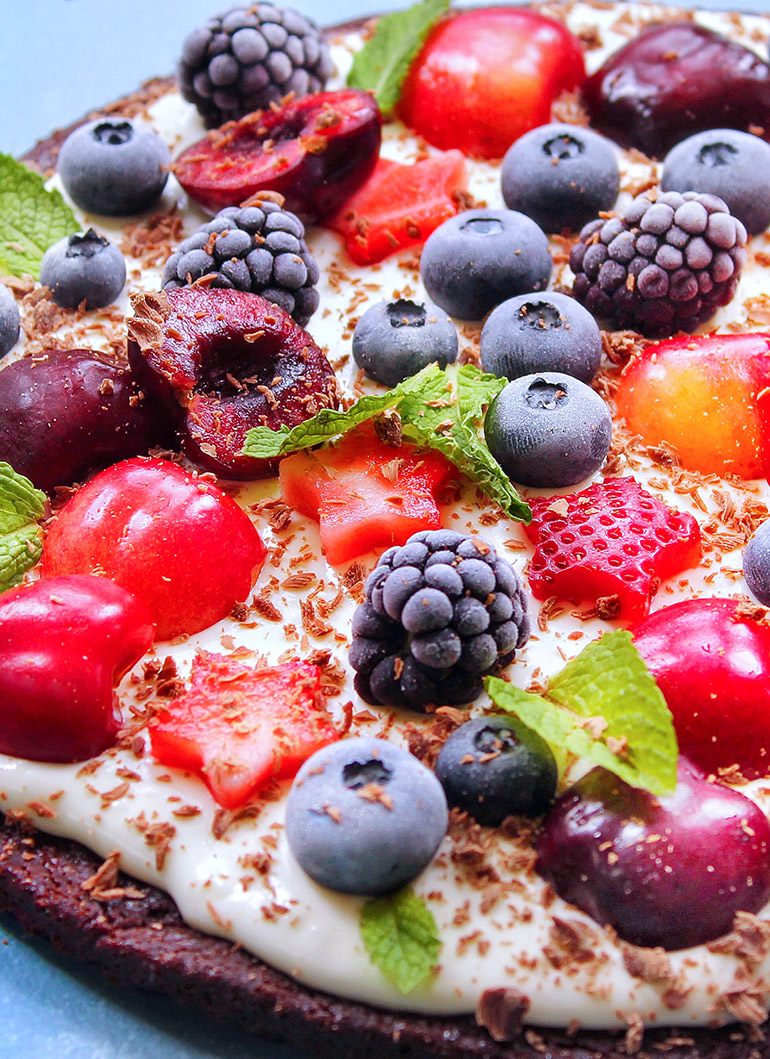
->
[1,0,769,1056]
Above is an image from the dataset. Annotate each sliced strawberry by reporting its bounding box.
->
[525,478,701,622]
[148,653,338,809]
[615,332,770,479]
[397,8,586,160]
[173,89,382,222]
[323,152,467,265]
[279,426,456,565]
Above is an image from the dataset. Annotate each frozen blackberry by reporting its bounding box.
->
[350,529,530,711]
[162,200,319,326]
[178,3,335,128]
[570,190,748,338]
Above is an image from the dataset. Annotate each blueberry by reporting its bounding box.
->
[285,737,448,895]
[661,129,770,235]
[39,230,126,309]
[420,209,552,321]
[435,715,557,825]
[352,299,458,387]
[501,123,620,234]
[480,292,602,384]
[0,285,20,358]
[57,118,170,217]
[744,520,770,605]
[484,372,612,488]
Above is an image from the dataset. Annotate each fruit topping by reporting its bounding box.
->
[127,286,338,479]
[480,292,602,384]
[285,736,448,895]
[582,22,770,159]
[57,118,170,216]
[279,425,455,565]
[570,190,747,338]
[420,209,552,322]
[484,372,612,489]
[633,598,770,780]
[352,299,458,387]
[161,200,320,327]
[536,757,770,950]
[434,715,557,825]
[0,285,19,358]
[615,332,770,480]
[0,574,154,763]
[178,3,334,128]
[350,529,530,711]
[501,123,620,235]
[173,89,381,223]
[39,229,126,310]
[40,457,265,642]
[149,653,337,810]
[525,478,702,623]
[323,151,467,266]
[745,522,770,607]
[0,350,168,493]
[397,7,585,160]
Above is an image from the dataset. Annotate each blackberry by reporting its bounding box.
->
[350,529,530,711]
[570,190,747,338]
[178,3,335,128]
[161,201,319,326]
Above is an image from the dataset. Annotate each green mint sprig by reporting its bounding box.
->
[347,0,450,116]
[360,885,441,994]
[242,363,530,522]
[0,463,46,593]
[0,154,79,279]
[486,630,678,796]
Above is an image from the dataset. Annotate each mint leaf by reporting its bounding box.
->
[360,886,441,994]
[347,0,450,115]
[0,463,46,592]
[486,630,678,796]
[242,363,530,522]
[0,154,79,279]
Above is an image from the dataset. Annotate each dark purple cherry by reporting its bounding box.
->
[582,22,770,158]
[535,757,770,950]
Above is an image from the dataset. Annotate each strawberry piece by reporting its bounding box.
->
[397,8,585,160]
[616,332,770,480]
[148,653,338,809]
[323,152,467,266]
[525,478,701,622]
[279,426,455,565]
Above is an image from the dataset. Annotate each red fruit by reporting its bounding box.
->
[616,333,770,480]
[582,22,770,158]
[525,478,701,622]
[397,8,585,160]
[323,152,467,266]
[127,287,339,479]
[173,89,382,222]
[40,457,265,642]
[148,652,338,809]
[0,575,153,763]
[279,426,456,565]
[536,757,770,950]
[633,598,770,779]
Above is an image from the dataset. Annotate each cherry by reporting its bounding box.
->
[536,758,770,950]
[173,89,382,222]
[0,575,154,763]
[127,287,339,479]
[582,22,770,158]
[0,349,168,493]
[633,598,770,780]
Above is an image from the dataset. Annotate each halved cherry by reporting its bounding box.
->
[173,89,382,222]
[127,287,339,479]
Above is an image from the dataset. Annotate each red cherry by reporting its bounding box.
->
[633,598,770,779]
